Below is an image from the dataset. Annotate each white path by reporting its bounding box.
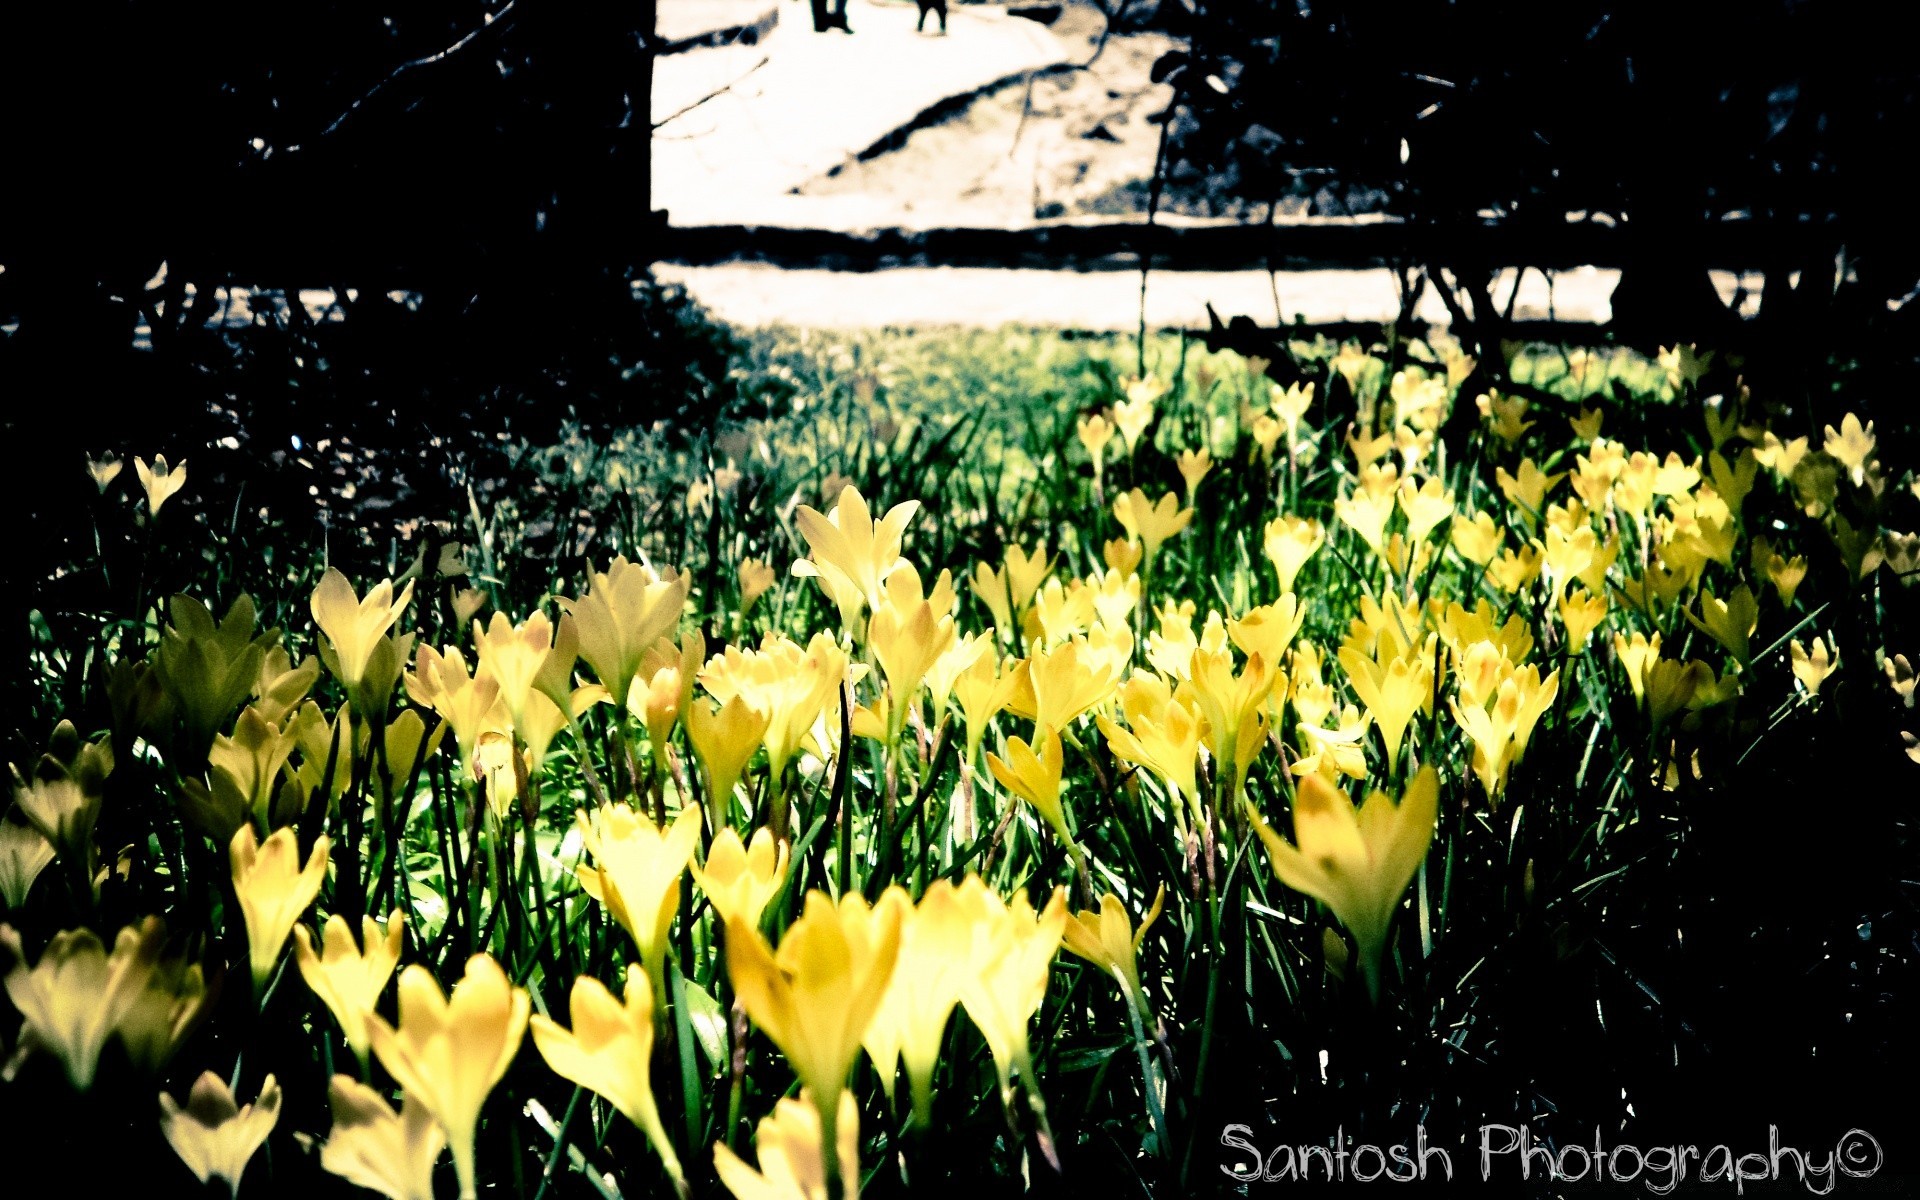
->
[654,263,1770,330]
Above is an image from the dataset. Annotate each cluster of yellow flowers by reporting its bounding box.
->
[8,338,1917,1197]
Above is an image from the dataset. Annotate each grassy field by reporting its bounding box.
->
[5,323,1918,1197]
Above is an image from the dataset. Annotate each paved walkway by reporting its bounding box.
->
[652,0,1071,226]
[653,263,1768,330]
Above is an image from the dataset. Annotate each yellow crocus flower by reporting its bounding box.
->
[969,560,1016,639]
[1612,631,1662,705]
[1389,369,1449,430]
[157,1072,280,1197]
[1576,532,1620,595]
[1824,413,1876,485]
[283,700,351,817]
[1763,551,1809,607]
[791,484,920,626]
[686,695,770,812]
[405,644,508,782]
[1113,391,1157,455]
[1644,658,1711,728]
[691,826,790,930]
[367,955,529,1200]
[1346,424,1393,468]
[1659,343,1712,389]
[1006,639,1121,731]
[1340,592,1423,664]
[1477,389,1534,444]
[0,807,55,909]
[1452,679,1525,800]
[1262,515,1325,593]
[1397,475,1455,544]
[530,973,683,1190]
[1434,600,1534,666]
[319,1075,445,1200]
[1145,599,1200,679]
[1095,674,1205,808]
[1487,543,1544,594]
[1271,380,1314,435]
[986,725,1074,852]
[1248,768,1439,1001]
[1452,640,1513,711]
[367,709,446,814]
[1449,510,1504,566]
[312,568,415,703]
[739,558,778,613]
[867,569,958,739]
[0,915,165,1088]
[575,803,703,982]
[954,879,1068,1114]
[154,594,276,764]
[700,632,846,784]
[518,679,599,783]
[1559,588,1608,650]
[1004,543,1053,611]
[450,586,488,627]
[1650,451,1701,497]
[1337,646,1432,770]
[1186,645,1276,798]
[1611,452,1659,518]
[471,610,572,736]
[952,651,1022,769]
[1569,405,1604,443]
[713,1090,861,1200]
[116,941,211,1075]
[86,450,123,493]
[230,824,329,992]
[294,910,406,1071]
[1791,637,1838,696]
[11,721,112,881]
[1685,585,1759,665]
[1542,525,1597,607]
[1754,430,1809,477]
[1885,653,1917,707]
[1334,480,1396,559]
[726,891,902,1177]
[1176,448,1214,500]
[470,732,523,819]
[1708,449,1758,514]
[1077,411,1115,465]
[631,665,683,771]
[1061,885,1166,1013]
[561,558,690,712]
[251,647,320,726]
[203,706,298,836]
[1104,537,1145,578]
[1084,618,1136,681]
[1085,568,1142,631]
[1495,459,1566,526]
[862,884,971,1126]
[134,454,189,517]
[1028,577,1095,646]
[1112,488,1194,570]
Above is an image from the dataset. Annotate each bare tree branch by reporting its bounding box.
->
[321,0,525,138]
[652,56,769,131]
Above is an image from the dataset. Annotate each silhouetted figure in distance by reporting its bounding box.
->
[916,0,948,33]
[808,0,853,33]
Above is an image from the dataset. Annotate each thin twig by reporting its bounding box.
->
[653,56,770,131]
[322,0,525,138]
